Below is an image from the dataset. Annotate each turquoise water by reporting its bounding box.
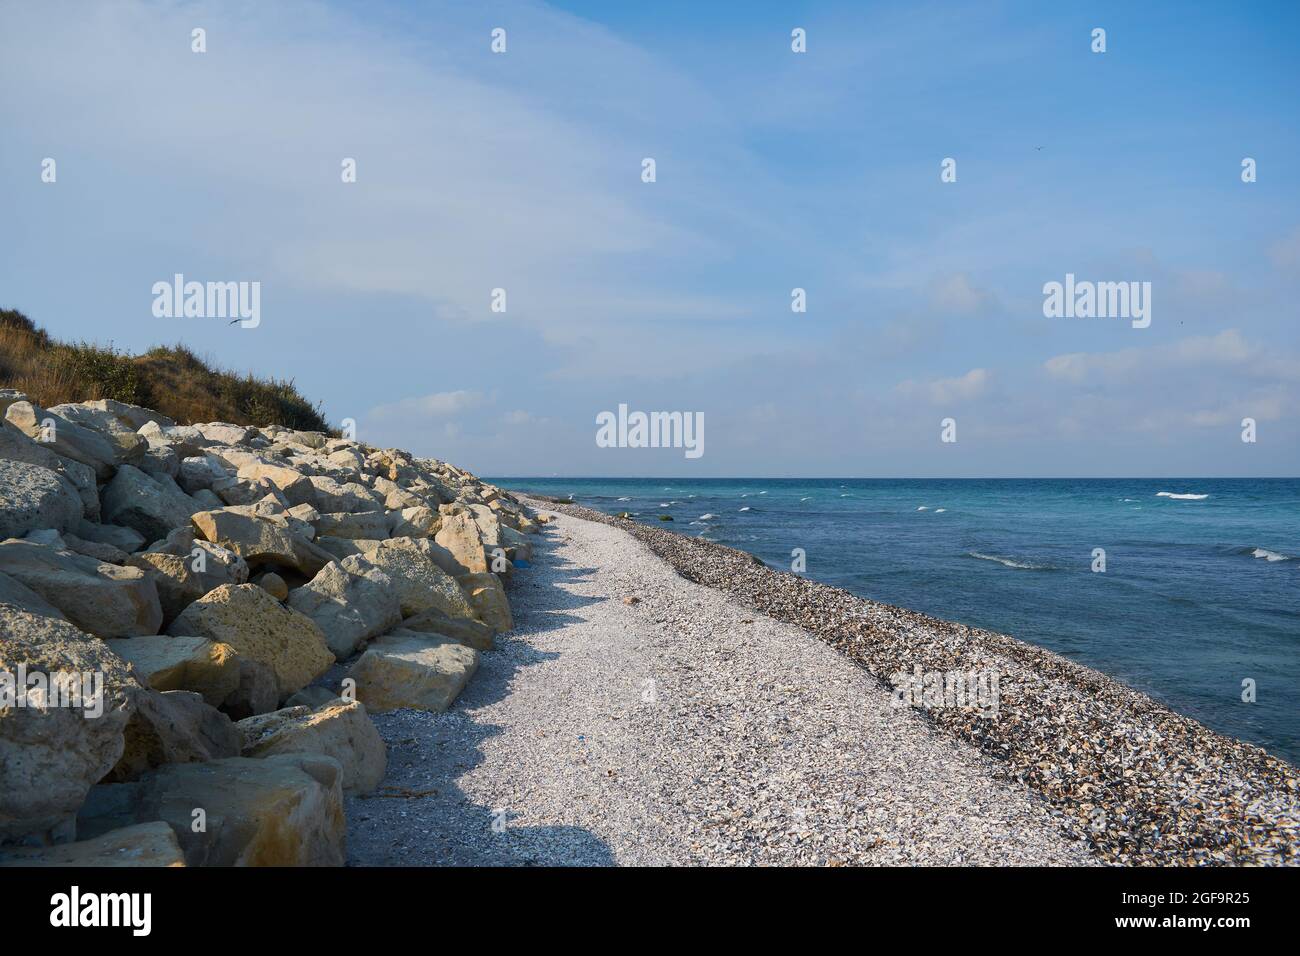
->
[493,477,1300,765]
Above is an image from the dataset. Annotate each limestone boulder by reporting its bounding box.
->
[285,557,402,660]
[237,699,385,795]
[326,447,366,471]
[178,455,232,494]
[75,519,146,554]
[48,401,150,466]
[211,475,285,507]
[0,568,67,618]
[63,398,175,433]
[388,505,440,538]
[349,631,479,714]
[410,476,455,505]
[191,508,334,577]
[0,606,135,843]
[372,476,425,510]
[105,635,241,707]
[138,421,211,456]
[500,523,534,562]
[398,606,497,651]
[235,461,315,505]
[61,533,130,564]
[306,475,383,514]
[315,536,372,561]
[221,657,280,720]
[0,821,185,867]
[4,400,119,478]
[127,543,249,626]
[0,421,98,519]
[433,510,488,576]
[468,504,505,550]
[251,571,289,600]
[191,488,225,511]
[83,754,346,866]
[108,689,241,782]
[0,539,163,637]
[0,388,28,417]
[168,584,333,699]
[315,511,389,540]
[195,422,256,446]
[102,465,201,543]
[359,537,478,620]
[0,458,84,539]
[458,572,513,634]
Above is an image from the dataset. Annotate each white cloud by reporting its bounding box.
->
[368,389,486,421]
[897,368,990,406]
[929,273,997,316]
[502,409,547,426]
[1043,330,1288,384]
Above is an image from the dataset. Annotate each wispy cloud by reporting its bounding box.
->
[369,390,488,421]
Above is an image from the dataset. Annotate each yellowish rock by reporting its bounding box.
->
[105,635,241,707]
[457,572,513,634]
[432,511,487,575]
[168,584,333,699]
[349,631,479,713]
[124,754,346,866]
[237,699,386,795]
[0,822,185,867]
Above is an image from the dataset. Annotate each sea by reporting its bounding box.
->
[491,477,1300,766]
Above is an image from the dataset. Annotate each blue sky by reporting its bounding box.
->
[2,0,1297,477]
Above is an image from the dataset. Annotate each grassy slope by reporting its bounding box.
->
[0,308,330,432]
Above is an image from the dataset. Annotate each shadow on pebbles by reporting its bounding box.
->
[345,509,1093,866]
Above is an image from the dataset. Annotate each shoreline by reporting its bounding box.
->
[348,506,1090,865]
[522,496,1300,866]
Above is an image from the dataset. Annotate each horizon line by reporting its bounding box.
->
[487,475,1300,482]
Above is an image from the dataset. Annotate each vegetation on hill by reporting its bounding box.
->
[0,308,330,432]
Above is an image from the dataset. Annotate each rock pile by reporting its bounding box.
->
[0,394,535,866]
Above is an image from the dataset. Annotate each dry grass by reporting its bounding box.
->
[0,308,331,433]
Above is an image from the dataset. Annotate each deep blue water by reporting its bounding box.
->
[491,477,1300,765]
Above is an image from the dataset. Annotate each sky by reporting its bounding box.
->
[1,0,1297,477]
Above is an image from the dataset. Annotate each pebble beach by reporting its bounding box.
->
[347,506,1090,865]
[520,499,1300,866]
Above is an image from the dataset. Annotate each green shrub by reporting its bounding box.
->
[0,308,332,433]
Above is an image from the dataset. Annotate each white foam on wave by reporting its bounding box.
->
[698,513,715,520]
[1156,491,1209,500]
[1252,548,1291,562]
[800,496,811,501]
[935,508,946,513]
[739,506,751,512]
[967,552,1052,571]
[616,497,631,502]
[917,506,928,511]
